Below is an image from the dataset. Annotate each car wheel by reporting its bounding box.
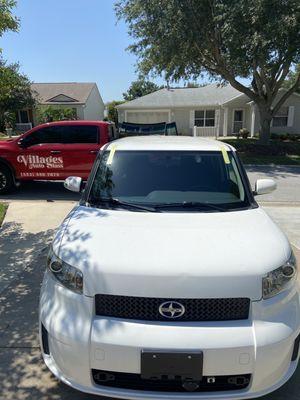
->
[0,165,14,194]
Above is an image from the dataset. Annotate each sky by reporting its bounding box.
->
[0,0,184,103]
[1,0,249,103]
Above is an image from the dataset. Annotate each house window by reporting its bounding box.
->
[17,110,30,123]
[272,107,288,127]
[233,109,244,133]
[195,110,215,127]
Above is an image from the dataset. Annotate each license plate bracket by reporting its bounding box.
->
[141,351,203,381]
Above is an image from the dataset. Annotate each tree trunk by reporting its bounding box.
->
[257,105,272,144]
[0,110,5,133]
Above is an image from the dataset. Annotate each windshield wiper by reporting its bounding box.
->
[90,198,158,212]
[152,201,226,212]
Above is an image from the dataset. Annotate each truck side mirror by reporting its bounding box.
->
[64,176,83,193]
[254,179,277,195]
[18,138,27,148]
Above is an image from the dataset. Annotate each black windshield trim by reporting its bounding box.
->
[89,197,157,212]
[151,201,226,212]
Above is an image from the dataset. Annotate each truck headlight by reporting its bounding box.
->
[263,251,297,299]
[47,246,83,294]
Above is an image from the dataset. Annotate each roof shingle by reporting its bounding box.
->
[117,84,244,109]
[31,82,96,104]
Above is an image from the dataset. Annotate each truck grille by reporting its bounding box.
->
[95,294,250,322]
[92,369,251,392]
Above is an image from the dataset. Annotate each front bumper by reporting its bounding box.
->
[39,271,300,399]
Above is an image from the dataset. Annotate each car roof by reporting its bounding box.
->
[106,136,235,152]
[31,120,110,130]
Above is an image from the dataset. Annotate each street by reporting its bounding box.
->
[0,165,299,400]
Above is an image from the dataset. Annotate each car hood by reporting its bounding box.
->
[54,206,291,300]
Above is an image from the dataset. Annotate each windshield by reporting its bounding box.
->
[89,150,250,211]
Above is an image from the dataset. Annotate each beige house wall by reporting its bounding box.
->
[172,109,191,135]
[270,93,300,135]
[83,85,105,120]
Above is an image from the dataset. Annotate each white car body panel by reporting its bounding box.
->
[53,206,290,300]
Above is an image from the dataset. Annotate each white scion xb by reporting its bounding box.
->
[39,136,299,399]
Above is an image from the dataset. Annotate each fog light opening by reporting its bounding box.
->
[228,376,250,387]
[182,381,200,392]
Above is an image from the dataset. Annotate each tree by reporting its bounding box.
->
[0,59,35,131]
[0,0,19,49]
[106,100,125,125]
[185,82,202,88]
[116,0,300,143]
[284,64,300,93]
[123,79,161,101]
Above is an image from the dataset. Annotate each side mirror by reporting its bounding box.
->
[254,179,277,195]
[18,138,27,148]
[64,176,83,193]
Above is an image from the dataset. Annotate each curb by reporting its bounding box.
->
[260,202,300,207]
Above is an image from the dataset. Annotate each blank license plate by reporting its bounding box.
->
[141,351,203,381]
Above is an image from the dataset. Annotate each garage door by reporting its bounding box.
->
[126,111,169,124]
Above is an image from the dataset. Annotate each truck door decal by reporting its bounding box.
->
[17,155,64,170]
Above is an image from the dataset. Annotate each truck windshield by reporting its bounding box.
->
[89,150,251,211]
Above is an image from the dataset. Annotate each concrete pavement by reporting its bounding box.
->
[0,201,75,294]
[246,165,300,204]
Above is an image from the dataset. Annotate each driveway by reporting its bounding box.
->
[0,180,80,202]
[246,165,300,204]
[0,165,299,400]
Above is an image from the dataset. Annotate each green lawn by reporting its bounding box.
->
[0,203,8,226]
[0,135,17,140]
[219,138,300,165]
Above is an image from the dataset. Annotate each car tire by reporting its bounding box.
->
[0,165,14,194]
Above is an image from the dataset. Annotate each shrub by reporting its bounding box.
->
[271,132,300,141]
[106,101,125,125]
[37,106,77,123]
[239,128,249,139]
[3,111,16,129]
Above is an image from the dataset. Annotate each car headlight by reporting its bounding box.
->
[263,251,297,299]
[47,246,83,294]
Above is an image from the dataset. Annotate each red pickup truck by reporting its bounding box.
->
[0,120,116,193]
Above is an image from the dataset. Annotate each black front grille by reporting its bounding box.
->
[92,369,251,392]
[95,294,250,322]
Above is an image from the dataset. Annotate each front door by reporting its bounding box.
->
[232,110,244,134]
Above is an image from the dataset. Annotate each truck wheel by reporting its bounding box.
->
[0,165,14,194]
